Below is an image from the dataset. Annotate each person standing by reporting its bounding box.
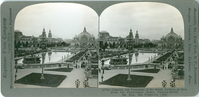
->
[75,79,80,88]
[162,80,167,87]
[170,80,175,87]
[83,79,89,88]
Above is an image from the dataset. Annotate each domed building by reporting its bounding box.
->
[72,27,95,48]
[14,30,23,42]
[99,30,110,39]
[161,28,183,49]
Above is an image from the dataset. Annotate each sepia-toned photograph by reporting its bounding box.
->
[98,2,184,88]
[14,3,99,88]
[1,0,199,97]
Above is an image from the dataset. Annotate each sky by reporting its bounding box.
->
[14,3,98,39]
[100,2,184,40]
[15,2,184,40]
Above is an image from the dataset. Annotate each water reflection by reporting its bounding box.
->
[17,52,71,64]
[104,53,157,66]
[48,51,52,61]
[42,52,46,63]
[135,52,139,62]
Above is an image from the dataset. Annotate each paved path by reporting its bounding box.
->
[14,60,97,88]
[99,61,184,88]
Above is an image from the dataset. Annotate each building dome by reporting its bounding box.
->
[14,30,22,32]
[178,35,182,39]
[99,30,110,39]
[165,28,178,41]
[100,30,109,34]
[161,35,164,39]
[78,27,92,40]
[74,35,78,39]
[14,30,23,35]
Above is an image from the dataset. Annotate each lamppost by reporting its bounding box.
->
[40,44,46,79]
[40,30,47,80]
[15,60,18,81]
[101,60,105,82]
[127,45,132,81]
[86,56,91,81]
[126,29,133,81]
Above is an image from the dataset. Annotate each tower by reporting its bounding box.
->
[42,28,47,38]
[126,29,134,50]
[48,30,52,43]
[40,28,47,47]
[128,29,134,39]
[135,30,139,45]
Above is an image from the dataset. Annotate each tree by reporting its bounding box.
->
[22,42,25,47]
[99,41,103,49]
[17,41,21,48]
[61,42,66,46]
[104,42,108,49]
[109,43,113,48]
[113,42,115,48]
[25,41,29,47]
[14,40,19,51]
[37,43,40,47]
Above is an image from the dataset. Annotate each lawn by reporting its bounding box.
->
[101,74,153,87]
[15,73,66,87]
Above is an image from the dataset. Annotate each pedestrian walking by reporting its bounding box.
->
[170,80,175,87]
[75,79,80,88]
[162,80,167,87]
[83,79,89,88]
[101,76,104,82]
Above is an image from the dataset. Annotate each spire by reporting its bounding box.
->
[129,28,133,35]
[43,28,45,32]
[161,35,164,39]
[49,30,51,33]
[171,28,174,33]
[83,27,86,32]
[136,30,138,34]
[127,28,134,40]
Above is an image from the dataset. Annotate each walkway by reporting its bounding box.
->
[14,56,97,88]
[99,61,184,88]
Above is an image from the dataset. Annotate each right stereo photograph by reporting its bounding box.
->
[98,2,184,88]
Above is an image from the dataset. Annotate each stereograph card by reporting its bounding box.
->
[1,0,199,96]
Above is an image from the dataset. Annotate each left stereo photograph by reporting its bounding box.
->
[14,3,99,88]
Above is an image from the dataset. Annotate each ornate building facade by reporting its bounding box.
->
[71,27,96,48]
[48,30,52,43]
[99,29,141,48]
[14,28,63,48]
[161,28,183,49]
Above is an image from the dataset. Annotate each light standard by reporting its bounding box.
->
[15,60,18,81]
[101,60,105,82]
[40,30,47,80]
[126,29,134,81]
[40,44,46,79]
[127,45,132,81]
